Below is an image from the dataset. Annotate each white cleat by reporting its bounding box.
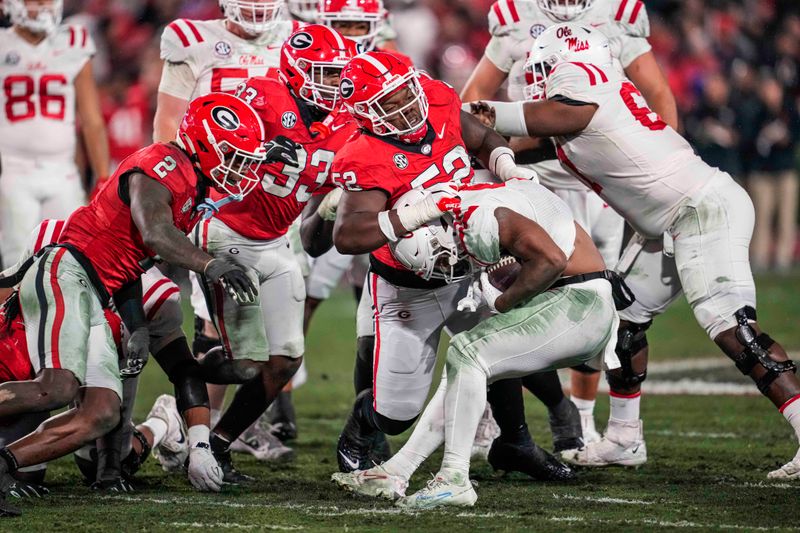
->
[581,413,602,445]
[396,471,477,510]
[767,448,800,480]
[147,394,188,472]
[230,419,295,463]
[471,404,501,461]
[563,418,647,467]
[331,464,408,500]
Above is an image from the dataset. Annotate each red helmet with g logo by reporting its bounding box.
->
[177,92,267,198]
[280,24,357,111]
[338,51,428,141]
[318,0,386,53]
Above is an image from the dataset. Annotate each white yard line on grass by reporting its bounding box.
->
[166,523,302,531]
[552,494,654,505]
[547,516,796,531]
[649,429,739,439]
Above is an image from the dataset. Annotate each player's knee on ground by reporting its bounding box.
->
[716,306,798,397]
[607,320,651,392]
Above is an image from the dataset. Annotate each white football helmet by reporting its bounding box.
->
[537,0,595,22]
[390,188,471,283]
[5,0,63,35]
[524,22,611,101]
[219,0,285,35]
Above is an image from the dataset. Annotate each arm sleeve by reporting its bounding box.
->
[482,100,529,137]
[157,61,197,101]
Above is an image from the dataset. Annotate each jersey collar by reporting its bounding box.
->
[362,120,437,156]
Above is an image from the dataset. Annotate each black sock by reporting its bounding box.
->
[521,370,565,409]
[215,375,268,441]
[210,432,232,455]
[353,336,374,394]
[487,379,533,446]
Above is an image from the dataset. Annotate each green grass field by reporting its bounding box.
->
[9,274,800,531]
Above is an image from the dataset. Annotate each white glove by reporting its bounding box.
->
[396,183,459,232]
[505,166,539,183]
[317,188,343,221]
[457,278,484,312]
[187,444,223,492]
[479,270,503,314]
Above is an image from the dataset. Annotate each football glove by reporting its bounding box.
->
[479,270,503,314]
[263,135,300,167]
[187,443,223,492]
[317,188,343,221]
[204,258,257,305]
[456,278,484,313]
[8,480,49,499]
[121,326,149,378]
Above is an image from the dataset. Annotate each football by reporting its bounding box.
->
[486,255,521,291]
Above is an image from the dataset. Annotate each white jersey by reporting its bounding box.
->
[485,0,651,101]
[159,18,301,99]
[453,179,576,266]
[547,62,716,239]
[0,25,94,162]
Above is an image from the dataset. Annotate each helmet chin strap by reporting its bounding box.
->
[197,193,244,220]
[399,122,429,144]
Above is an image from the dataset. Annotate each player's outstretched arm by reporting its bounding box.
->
[485,99,597,139]
[75,60,110,187]
[492,207,567,312]
[333,189,397,254]
[460,109,509,168]
[128,173,215,273]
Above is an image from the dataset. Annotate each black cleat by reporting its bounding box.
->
[550,398,584,453]
[268,391,298,443]
[0,499,20,518]
[213,448,255,485]
[336,408,374,473]
[368,431,392,465]
[488,440,576,481]
[270,421,298,443]
[90,477,134,493]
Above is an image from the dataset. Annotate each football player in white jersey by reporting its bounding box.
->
[461,0,677,446]
[333,179,623,507]
[0,0,109,270]
[153,0,298,463]
[482,23,800,478]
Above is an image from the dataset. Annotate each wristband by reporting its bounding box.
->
[188,425,211,449]
[489,146,517,182]
[377,211,399,243]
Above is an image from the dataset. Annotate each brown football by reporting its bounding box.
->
[486,255,521,291]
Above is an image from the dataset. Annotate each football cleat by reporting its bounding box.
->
[0,473,21,517]
[212,446,255,485]
[550,399,584,454]
[336,408,375,473]
[562,418,647,467]
[331,463,408,500]
[767,448,800,480]
[396,471,477,509]
[581,413,602,445]
[488,439,576,481]
[471,404,501,461]
[147,394,189,472]
[8,480,49,499]
[268,390,298,442]
[270,421,298,443]
[230,418,295,463]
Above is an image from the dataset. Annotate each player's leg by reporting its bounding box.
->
[189,270,224,425]
[399,279,618,509]
[39,161,86,222]
[566,236,682,467]
[0,156,42,268]
[0,412,49,500]
[672,174,800,478]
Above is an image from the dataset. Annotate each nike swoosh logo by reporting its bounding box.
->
[339,451,360,470]
[590,22,605,27]
[176,432,186,444]
[330,123,346,132]
[631,445,640,454]
[418,491,452,501]
[437,124,446,139]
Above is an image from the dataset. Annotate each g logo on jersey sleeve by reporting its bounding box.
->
[339,78,355,100]
[289,32,313,50]
[211,106,240,130]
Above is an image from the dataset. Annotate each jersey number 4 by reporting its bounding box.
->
[3,74,67,122]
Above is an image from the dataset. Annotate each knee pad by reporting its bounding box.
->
[608,321,651,389]
[198,346,262,384]
[192,316,221,355]
[728,306,796,394]
[154,338,211,412]
[120,428,151,479]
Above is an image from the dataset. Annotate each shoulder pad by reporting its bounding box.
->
[609,0,650,37]
[546,62,609,102]
[160,19,207,63]
[488,0,522,36]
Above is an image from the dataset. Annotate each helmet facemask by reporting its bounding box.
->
[293,58,348,111]
[394,220,471,283]
[537,0,595,22]
[320,16,382,53]
[523,56,556,101]
[220,0,285,35]
[202,121,266,199]
[356,72,429,139]
[6,0,63,35]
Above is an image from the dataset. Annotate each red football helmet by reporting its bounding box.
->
[339,51,429,142]
[280,24,357,111]
[317,0,386,52]
[177,93,267,198]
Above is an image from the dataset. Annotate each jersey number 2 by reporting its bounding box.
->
[4,74,67,122]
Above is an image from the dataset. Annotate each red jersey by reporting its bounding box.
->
[215,77,358,241]
[332,77,474,269]
[60,143,204,294]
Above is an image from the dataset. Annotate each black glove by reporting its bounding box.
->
[8,480,49,499]
[120,327,149,378]
[264,135,300,167]
[91,477,134,493]
[204,258,257,305]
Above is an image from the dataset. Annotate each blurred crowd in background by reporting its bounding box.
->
[3,0,800,271]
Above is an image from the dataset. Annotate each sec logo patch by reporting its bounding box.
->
[530,24,546,38]
[281,111,297,129]
[214,41,232,58]
[393,153,408,169]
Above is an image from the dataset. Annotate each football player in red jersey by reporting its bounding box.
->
[0,92,283,513]
[316,0,397,54]
[326,51,573,481]
[190,25,358,482]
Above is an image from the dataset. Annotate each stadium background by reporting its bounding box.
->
[4,0,800,530]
